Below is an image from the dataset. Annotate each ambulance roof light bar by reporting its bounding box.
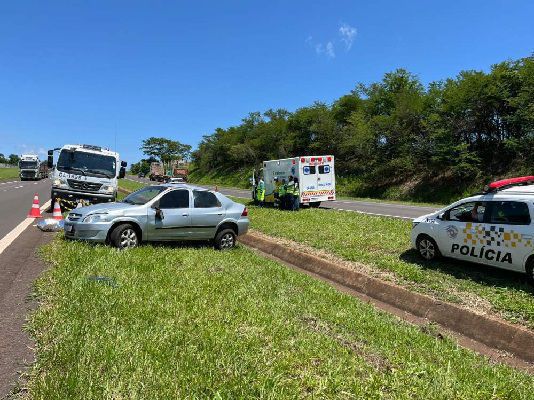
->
[484,176,534,193]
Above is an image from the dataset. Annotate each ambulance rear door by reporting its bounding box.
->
[299,156,335,204]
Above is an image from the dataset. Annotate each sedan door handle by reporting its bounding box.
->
[217,213,223,216]
[182,213,189,217]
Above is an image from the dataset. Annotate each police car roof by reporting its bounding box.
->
[459,184,534,204]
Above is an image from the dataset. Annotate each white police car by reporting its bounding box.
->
[411,176,534,282]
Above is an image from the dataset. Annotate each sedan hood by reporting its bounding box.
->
[72,202,134,216]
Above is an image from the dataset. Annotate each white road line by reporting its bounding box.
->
[0,200,51,256]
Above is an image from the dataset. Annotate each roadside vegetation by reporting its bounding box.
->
[28,237,533,398]
[191,55,534,204]
[0,167,19,181]
[239,203,534,329]
[119,178,146,193]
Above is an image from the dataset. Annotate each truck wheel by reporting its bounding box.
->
[110,223,139,249]
[416,235,441,261]
[214,229,236,250]
[309,201,321,208]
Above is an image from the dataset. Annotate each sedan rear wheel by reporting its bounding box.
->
[111,223,139,249]
[416,235,440,261]
[214,229,236,250]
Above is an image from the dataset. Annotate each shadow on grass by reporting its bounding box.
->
[400,249,534,294]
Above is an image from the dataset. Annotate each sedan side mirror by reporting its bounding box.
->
[437,212,445,220]
[155,208,164,220]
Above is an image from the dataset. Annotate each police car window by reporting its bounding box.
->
[318,165,331,174]
[489,201,531,225]
[159,190,189,209]
[303,166,316,175]
[447,202,486,222]
[193,191,221,208]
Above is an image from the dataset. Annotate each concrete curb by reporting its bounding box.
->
[239,231,534,364]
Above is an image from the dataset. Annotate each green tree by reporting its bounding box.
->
[8,154,20,165]
[140,137,192,163]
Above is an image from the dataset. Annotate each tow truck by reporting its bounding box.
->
[48,144,127,208]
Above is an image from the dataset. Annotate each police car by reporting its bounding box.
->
[411,176,534,282]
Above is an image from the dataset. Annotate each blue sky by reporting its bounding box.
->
[1,0,533,164]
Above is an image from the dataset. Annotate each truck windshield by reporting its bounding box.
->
[19,161,38,169]
[57,150,116,178]
[122,186,167,205]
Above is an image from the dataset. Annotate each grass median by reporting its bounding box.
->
[117,180,534,328]
[0,167,19,181]
[119,178,146,192]
[28,238,533,398]
[238,203,534,329]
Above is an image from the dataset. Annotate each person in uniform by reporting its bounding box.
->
[256,176,265,207]
[279,178,287,209]
[286,176,295,211]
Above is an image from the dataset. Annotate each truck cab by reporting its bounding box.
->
[19,154,46,180]
[49,144,127,208]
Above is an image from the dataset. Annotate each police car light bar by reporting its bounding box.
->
[484,176,534,193]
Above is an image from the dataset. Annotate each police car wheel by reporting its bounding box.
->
[525,259,534,285]
[417,235,440,261]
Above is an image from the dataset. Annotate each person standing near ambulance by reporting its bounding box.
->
[293,177,300,211]
[286,176,296,211]
[279,178,287,209]
[256,176,265,207]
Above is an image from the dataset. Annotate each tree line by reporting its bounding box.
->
[0,153,20,165]
[191,55,534,202]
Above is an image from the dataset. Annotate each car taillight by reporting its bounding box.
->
[241,207,248,217]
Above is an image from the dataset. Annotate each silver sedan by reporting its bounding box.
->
[63,184,249,250]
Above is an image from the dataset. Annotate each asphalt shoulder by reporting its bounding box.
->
[0,222,55,398]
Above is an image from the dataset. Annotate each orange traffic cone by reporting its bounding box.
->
[27,193,42,218]
[52,199,63,220]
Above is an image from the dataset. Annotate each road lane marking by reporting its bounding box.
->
[0,200,51,256]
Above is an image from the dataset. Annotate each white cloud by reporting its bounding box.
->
[311,40,335,58]
[325,41,335,58]
[339,23,357,51]
[307,22,356,58]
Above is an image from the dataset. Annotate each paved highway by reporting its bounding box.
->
[0,178,52,239]
[126,176,439,219]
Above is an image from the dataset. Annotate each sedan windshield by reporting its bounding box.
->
[57,150,116,178]
[122,186,167,205]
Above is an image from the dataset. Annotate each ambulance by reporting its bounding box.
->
[251,156,336,207]
[411,176,534,282]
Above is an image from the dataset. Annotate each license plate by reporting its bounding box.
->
[65,224,73,232]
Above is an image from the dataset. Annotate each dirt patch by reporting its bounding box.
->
[302,316,393,372]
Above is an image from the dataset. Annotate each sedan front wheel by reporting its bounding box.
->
[416,235,440,261]
[111,223,139,249]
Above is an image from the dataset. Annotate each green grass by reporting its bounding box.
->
[119,178,146,192]
[28,238,533,399]
[116,179,534,328]
[0,167,19,181]
[237,202,534,329]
